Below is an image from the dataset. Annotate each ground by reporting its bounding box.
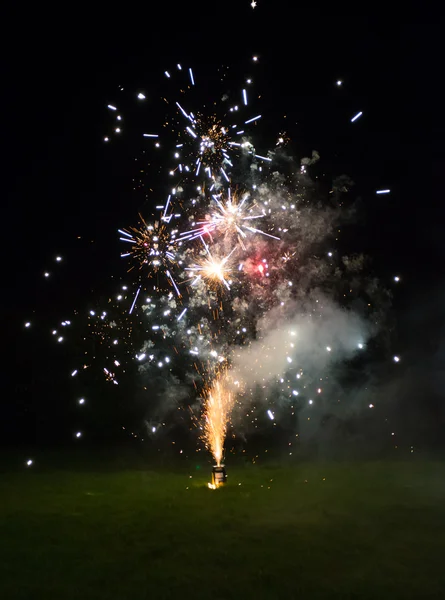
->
[1,459,445,599]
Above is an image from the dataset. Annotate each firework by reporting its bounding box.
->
[185,242,236,291]
[196,114,231,168]
[26,54,395,461]
[179,189,279,250]
[119,215,180,296]
[199,191,266,243]
[202,373,236,467]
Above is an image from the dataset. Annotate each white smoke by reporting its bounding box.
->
[230,294,372,394]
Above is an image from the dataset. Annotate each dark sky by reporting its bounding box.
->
[3,5,443,444]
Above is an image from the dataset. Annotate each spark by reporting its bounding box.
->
[245,114,261,124]
[351,111,363,122]
[26,459,33,467]
[254,154,271,162]
[202,373,235,466]
[78,398,85,405]
[244,226,280,240]
[176,102,190,119]
[220,167,230,182]
[163,194,172,218]
[24,322,31,328]
[120,217,177,289]
[190,191,268,245]
[186,244,236,291]
[166,270,181,297]
[177,308,188,321]
[107,105,117,111]
[394,276,400,282]
[129,286,141,314]
[376,189,390,194]
[267,410,274,420]
[137,92,146,99]
[393,355,400,363]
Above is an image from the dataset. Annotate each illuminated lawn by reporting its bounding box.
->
[1,460,445,599]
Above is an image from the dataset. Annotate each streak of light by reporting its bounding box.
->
[118,229,134,238]
[129,286,141,314]
[163,195,171,218]
[244,226,280,240]
[177,308,187,321]
[220,167,230,182]
[351,111,363,122]
[166,270,181,297]
[245,114,262,124]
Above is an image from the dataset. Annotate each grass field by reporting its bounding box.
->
[1,460,445,599]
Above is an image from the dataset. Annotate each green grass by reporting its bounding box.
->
[1,460,445,599]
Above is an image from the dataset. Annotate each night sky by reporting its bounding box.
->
[3,5,443,448]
